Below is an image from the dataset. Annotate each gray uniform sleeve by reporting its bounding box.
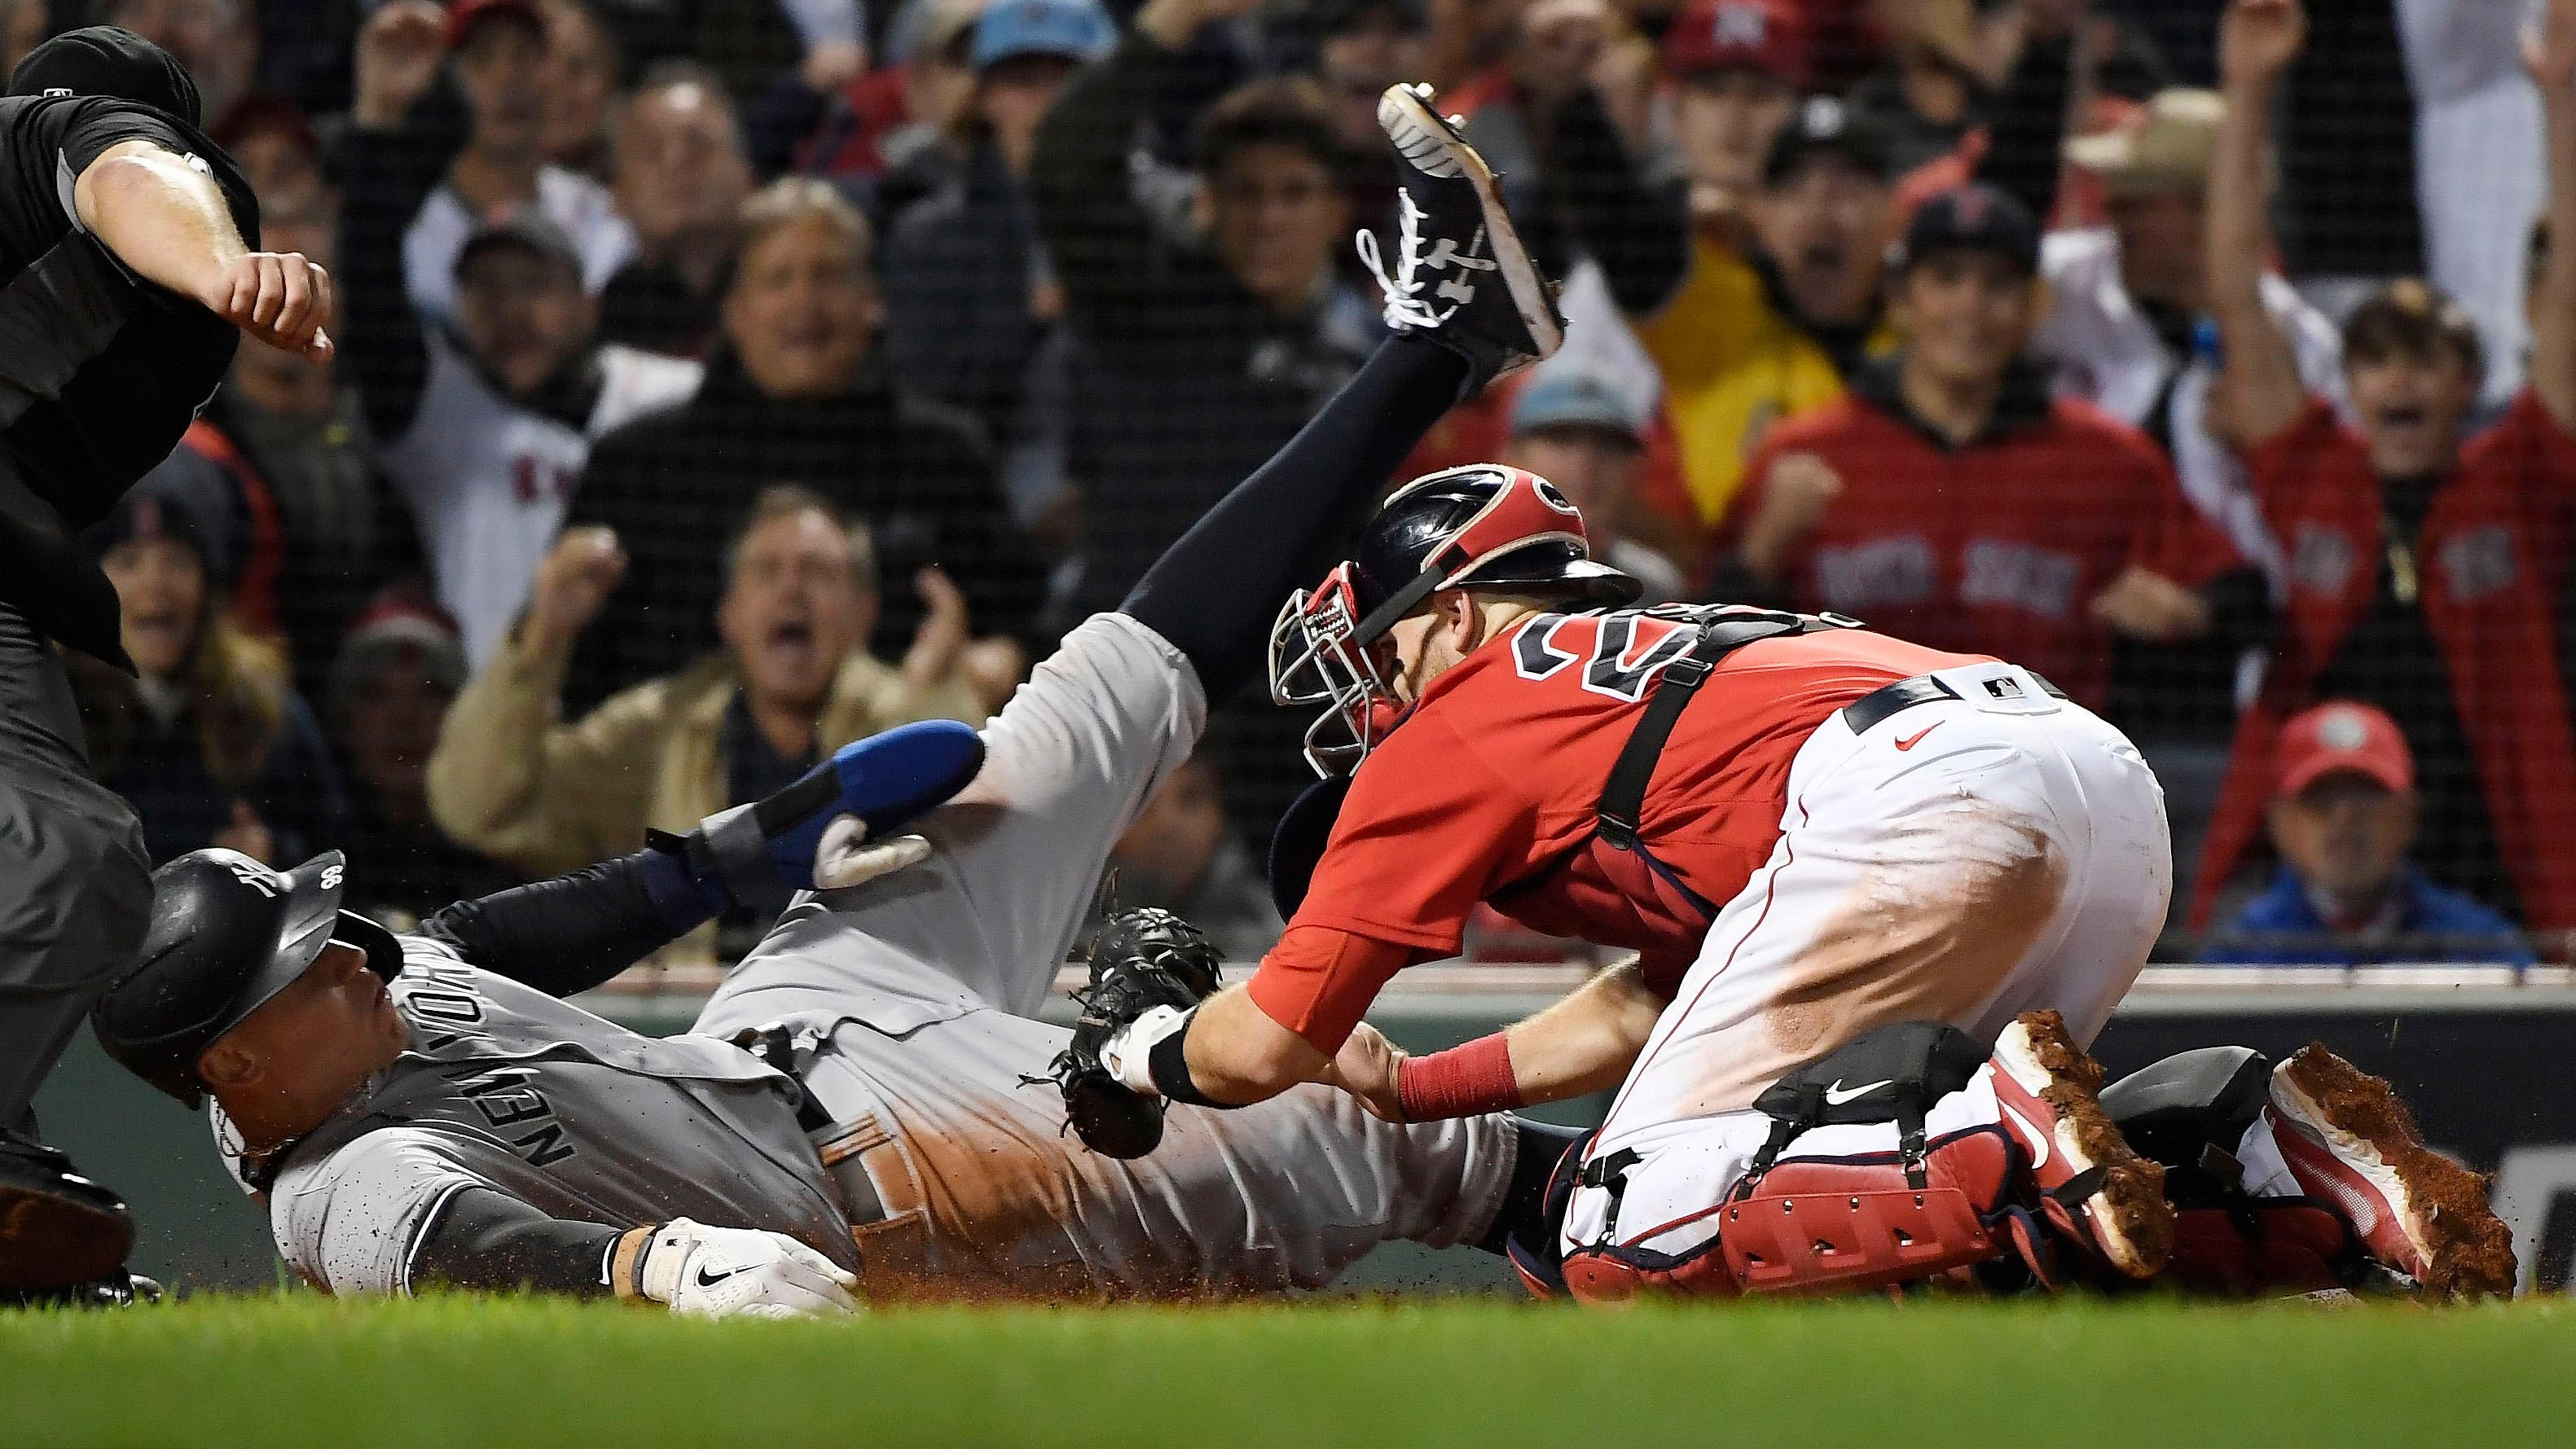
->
[268,1128,519,1295]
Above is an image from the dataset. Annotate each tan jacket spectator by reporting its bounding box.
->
[428,487,997,891]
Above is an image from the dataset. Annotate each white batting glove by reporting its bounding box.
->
[813,813,934,892]
[621,1218,861,1319]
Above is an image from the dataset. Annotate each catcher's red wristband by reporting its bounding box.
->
[1396,1032,1522,1121]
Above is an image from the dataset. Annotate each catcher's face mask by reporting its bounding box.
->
[1268,563,1406,777]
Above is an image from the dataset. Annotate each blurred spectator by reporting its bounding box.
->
[362,0,635,323]
[1635,91,1896,565]
[2396,0,2549,408]
[570,179,1039,707]
[690,0,866,112]
[1502,364,1685,602]
[881,0,1111,440]
[1448,0,1688,321]
[209,94,327,221]
[1272,0,1426,156]
[539,0,626,178]
[598,61,754,357]
[1033,0,1378,617]
[68,489,346,867]
[0,0,44,77]
[2187,0,2576,936]
[2041,86,2343,589]
[98,0,257,121]
[325,604,515,924]
[789,0,983,213]
[1846,0,2033,175]
[186,191,430,705]
[1722,183,2256,710]
[2272,0,2419,317]
[2210,701,2533,966]
[1104,754,1285,962]
[429,496,990,952]
[1659,0,1805,239]
[343,29,705,668]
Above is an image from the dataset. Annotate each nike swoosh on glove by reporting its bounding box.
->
[626,1218,861,1319]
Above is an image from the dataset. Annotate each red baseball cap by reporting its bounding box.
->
[446,0,544,49]
[1662,0,1809,87]
[2275,701,2415,800]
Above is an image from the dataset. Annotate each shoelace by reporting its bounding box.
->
[1357,188,1492,331]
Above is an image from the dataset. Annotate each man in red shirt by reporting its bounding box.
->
[1075,438,2178,1277]
[1721,182,2257,711]
[2189,0,2576,938]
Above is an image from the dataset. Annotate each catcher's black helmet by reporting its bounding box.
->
[91,850,403,1105]
[1268,463,1642,775]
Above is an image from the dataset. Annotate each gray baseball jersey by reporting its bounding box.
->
[238,937,861,1294]
[239,615,1514,1299]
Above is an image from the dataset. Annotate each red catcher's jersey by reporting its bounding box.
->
[1268,608,1985,1014]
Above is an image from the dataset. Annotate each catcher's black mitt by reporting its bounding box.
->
[1045,908,1226,1159]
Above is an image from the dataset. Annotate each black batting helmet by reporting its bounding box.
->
[1268,463,1642,775]
[92,850,403,1106]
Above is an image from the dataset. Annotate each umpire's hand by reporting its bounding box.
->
[209,249,334,363]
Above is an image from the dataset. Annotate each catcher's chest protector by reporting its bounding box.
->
[1560,1022,2029,1302]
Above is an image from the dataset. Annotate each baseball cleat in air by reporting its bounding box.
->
[1361,82,1563,393]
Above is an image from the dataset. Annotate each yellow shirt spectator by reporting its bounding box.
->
[1638,235,1897,529]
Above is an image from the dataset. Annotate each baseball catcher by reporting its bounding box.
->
[1053,105,2512,1307]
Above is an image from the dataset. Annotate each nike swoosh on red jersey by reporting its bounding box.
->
[1893,722,1941,752]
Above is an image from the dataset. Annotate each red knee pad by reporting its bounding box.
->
[1560,1126,2020,1303]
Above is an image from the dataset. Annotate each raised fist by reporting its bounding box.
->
[524,527,626,650]
[355,0,449,130]
[2219,0,2306,90]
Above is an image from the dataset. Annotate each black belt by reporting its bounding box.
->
[1840,670,2068,736]
[736,1024,892,1226]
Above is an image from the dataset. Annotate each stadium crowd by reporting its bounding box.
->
[29,0,2576,968]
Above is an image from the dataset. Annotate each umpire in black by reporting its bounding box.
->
[0,26,332,1303]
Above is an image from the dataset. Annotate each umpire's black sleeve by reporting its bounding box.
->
[417,847,710,999]
[409,1186,624,1297]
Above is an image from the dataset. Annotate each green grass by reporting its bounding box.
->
[4,1293,2569,1447]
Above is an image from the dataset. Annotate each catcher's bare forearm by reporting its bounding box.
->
[1497,957,1666,1105]
[1179,987,1331,1104]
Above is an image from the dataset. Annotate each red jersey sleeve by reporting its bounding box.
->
[2125,432,2244,586]
[2236,396,2354,533]
[1242,926,1421,1054]
[1242,708,1539,1051]
[2466,387,2576,494]
[1279,708,1541,952]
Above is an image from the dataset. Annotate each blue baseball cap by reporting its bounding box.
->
[973,0,1114,70]
[1510,365,1646,446]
